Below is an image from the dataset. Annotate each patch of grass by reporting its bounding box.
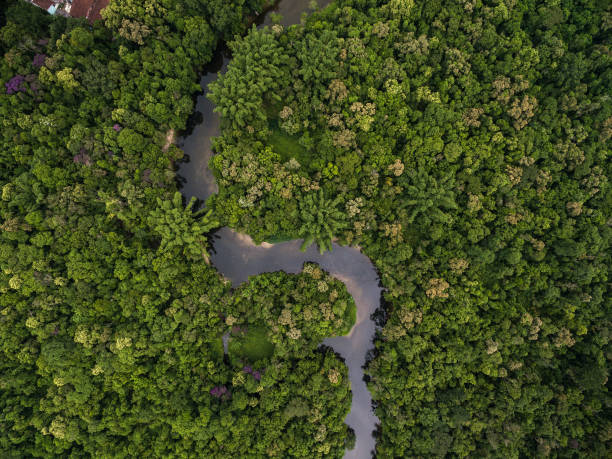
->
[267,120,310,165]
[263,232,298,244]
[347,301,357,331]
[337,300,357,336]
[228,326,275,362]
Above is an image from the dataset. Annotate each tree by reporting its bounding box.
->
[297,190,347,253]
[147,192,217,260]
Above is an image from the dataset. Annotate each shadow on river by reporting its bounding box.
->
[177,1,381,457]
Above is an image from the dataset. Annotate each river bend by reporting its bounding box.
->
[178,1,380,457]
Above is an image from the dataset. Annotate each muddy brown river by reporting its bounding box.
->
[178,1,380,457]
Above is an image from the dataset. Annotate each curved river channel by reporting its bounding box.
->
[178,1,381,457]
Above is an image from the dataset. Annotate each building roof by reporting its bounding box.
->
[69,0,110,22]
[30,0,54,9]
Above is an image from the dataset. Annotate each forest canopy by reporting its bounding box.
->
[0,0,610,457]
[208,0,611,456]
[0,0,355,457]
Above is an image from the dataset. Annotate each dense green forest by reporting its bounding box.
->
[0,1,355,456]
[1,0,611,457]
[209,0,611,457]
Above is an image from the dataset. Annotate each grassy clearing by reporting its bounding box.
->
[263,232,298,244]
[267,120,310,165]
[344,301,357,334]
[336,299,357,336]
[228,326,275,362]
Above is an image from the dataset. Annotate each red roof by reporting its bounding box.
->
[31,0,54,9]
[70,0,110,22]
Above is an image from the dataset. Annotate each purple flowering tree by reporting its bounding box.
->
[210,385,230,399]
[73,151,92,166]
[5,75,27,95]
[33,54,47,67]
[242,365,262,381]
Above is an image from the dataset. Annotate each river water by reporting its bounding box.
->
[177,2,380,458]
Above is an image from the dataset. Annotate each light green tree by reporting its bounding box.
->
[398,169,457,225]
[297,190,347,253]
[208,27,290,130]
[147,192,217,259]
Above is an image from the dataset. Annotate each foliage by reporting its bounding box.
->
[0,0,355,457]
[147,192,217,260]
[208,26,291,131]
[228,264,356,357]
[209,0,612,456]
[2,0,610,456]
[228,325,276,361]
[217,265,356,457]
[297,190,347,253]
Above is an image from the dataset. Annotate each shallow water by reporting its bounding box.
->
[177,1,379,458]
[177,52,226,202]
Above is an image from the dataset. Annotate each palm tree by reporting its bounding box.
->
[297,190,347,254]
[148,192,217,260]
[398,169,457,226]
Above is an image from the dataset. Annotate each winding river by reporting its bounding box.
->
[177,1,381,457]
